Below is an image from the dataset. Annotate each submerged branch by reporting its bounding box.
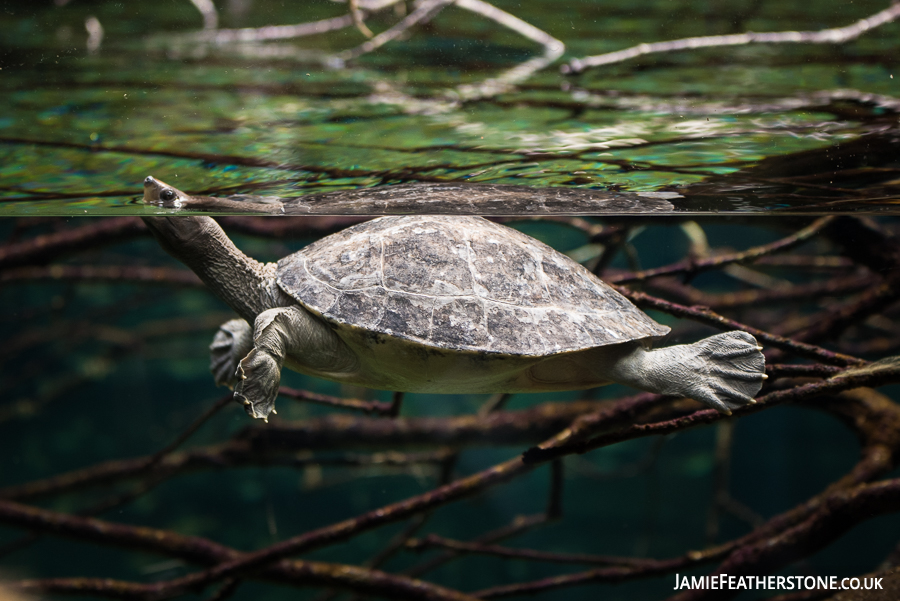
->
[609,217,834,285]
[615,288,866,367]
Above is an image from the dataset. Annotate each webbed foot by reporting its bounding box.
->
[685,331,767,414]
[234,348,281,422]
[621,331,767,415]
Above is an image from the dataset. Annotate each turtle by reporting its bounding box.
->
[141,176,766,422]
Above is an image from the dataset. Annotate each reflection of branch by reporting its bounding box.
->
[188,0,218,30]
[187,14,357,44]
[450,0,564,101]
[349,0,375,38]
[337,0,453,61]
[564,3,900,73]
[174,0,563,103]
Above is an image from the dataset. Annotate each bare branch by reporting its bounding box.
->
[564,3,900,73]
[450,0,564,101]
[0,264,202,287]
[187,14,357,44]
[524,360,900,464]
[278,386,395,415]
[188,0,219,30]
[407,533,655,566]
[349,0,375,38]
[609,217,834,285]
[337,0,453,62]
[616,287,866,367]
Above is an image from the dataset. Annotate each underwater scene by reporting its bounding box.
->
[2,0,900,600]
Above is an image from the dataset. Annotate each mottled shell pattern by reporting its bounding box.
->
[277,216,670,356]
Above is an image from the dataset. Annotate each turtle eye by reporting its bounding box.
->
[160,189,176,201]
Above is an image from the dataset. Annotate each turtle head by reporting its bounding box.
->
[143,176,190,208]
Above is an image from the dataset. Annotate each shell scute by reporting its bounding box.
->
[532,309,595,351]
[485,304,542,353]
[431,297,489,348]
[277,262,340,314]
[381,292,434,339]
[333,287,386,329]
[383,227,474,297]
[469,238,547,306]
[539,256,606,310]
[277,216,669,356]
[306,233,381,291]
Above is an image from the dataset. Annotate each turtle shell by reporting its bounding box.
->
[277,216,669,356]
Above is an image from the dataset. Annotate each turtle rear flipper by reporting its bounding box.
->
[209,318,254,388]
[606,331,766,414]
[684,331,767,413]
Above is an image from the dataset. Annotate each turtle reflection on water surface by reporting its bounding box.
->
[142,176,766,422]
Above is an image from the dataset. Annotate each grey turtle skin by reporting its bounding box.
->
[142,176,766,422]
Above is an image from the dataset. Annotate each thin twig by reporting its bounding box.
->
[278,387,394,415]
[616,287,866,367]
[404,513,548,578]
[349,0,375,38]
[0,264,202,287]
[450,0,565,101]
[407,533,655,566]
[609,217,834,285]
[337,0,453,61]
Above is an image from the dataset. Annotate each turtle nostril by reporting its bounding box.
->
[144,176,155,184]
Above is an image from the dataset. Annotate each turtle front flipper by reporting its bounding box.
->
[232,305,357,422]
[233,308,296,422]
[235,348,282,421]
[210,319,254,388]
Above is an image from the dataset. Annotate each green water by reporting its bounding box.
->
[3,2,900,601]
[1,0,898,214]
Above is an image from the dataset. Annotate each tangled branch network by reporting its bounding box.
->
[5,213,900,599]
